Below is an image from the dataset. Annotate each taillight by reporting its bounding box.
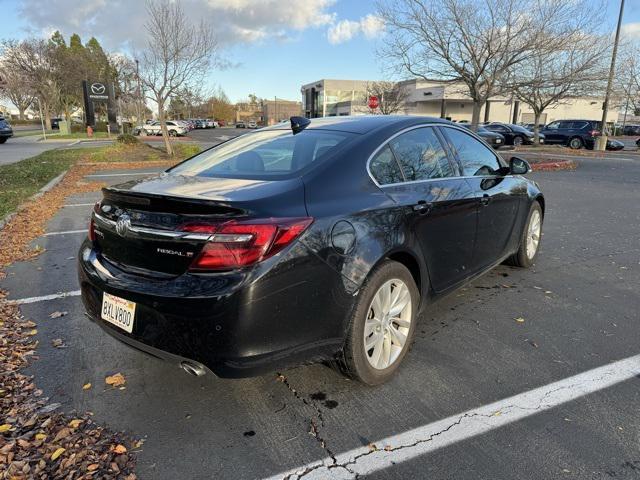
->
[188,217,313,271]
[89,217,96,241]
[588,130,600,137]
[89,202,100,241]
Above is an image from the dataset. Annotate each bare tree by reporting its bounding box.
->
[139,0,218,155]
[377,0,604,129]
[0,66,35,120]
[367,81,410,114]
[1,39,59,129]
[506,31,609,143]
[615,44,640,127]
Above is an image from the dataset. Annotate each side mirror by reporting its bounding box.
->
[509,156,531,175]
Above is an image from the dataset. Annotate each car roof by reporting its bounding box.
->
[262,115,452,134]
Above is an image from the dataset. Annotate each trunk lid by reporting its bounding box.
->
[93,173,307,276]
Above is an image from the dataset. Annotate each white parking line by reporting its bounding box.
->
[44,229,87,236]
[265,354,640,480]
[5,290,82,305]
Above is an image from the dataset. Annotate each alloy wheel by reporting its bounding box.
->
[513,136,524,146]
[364,279,412,370]
[526,209,542,259]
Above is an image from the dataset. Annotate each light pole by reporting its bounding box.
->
[596,0,625,150]
[36,97,46,141]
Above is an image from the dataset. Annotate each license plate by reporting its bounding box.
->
[101,292,136,333]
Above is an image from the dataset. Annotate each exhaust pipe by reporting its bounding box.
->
[180,361,207,377]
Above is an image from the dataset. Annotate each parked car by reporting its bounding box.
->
[142,121,188,137]
[218,120,225,127]
[539,119,601,149]
[247,121,258,129]
[51,117,62,130]
[622,125,640,136]
[606,139,625,151]
[79,115,544,385]
[0,117,13,143]
[461,124,505,149]
[205,119,217,129]
[484,123,545,146]
[235,121,246,128]
[636,138,640,148]
[520,123,545,132]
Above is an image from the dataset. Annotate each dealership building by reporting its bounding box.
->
[301,78,620,124]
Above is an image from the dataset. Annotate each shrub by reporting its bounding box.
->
[116,134,139,145]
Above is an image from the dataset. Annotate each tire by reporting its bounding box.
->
[0,137,7,144]
[506,201,543,268]
[339,260,419,385]
[512,135,524,146]
[568,137,583,149]
[169,130,177,137]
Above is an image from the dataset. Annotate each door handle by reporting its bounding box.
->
[480,194,491,206]
[412,201,432,214]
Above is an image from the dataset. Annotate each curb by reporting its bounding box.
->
[0,170,68,230]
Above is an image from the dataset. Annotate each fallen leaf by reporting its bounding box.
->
[35,433,47,441]
[367,443,377,452]
[52,338,66,348]
[82,383,92,390]
[27,329,38,335]
[49,311,68,319]
[105,373,126,387]
[51,447,66,461]
[68,419,82,429]
[515,317,525,323]
[384,445,392,451]
[113,444,127,454]
[87,463,99,471]
[0,424,12,432]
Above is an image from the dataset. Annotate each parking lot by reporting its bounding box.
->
[1,150,639,479]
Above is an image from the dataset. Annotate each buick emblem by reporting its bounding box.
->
[115,214,131,237]
[91,83,106,95]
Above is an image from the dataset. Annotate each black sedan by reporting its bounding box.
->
[461,124,505,149]
[79,116,545,385]
[484,123,545,146]
[0,117,13,143]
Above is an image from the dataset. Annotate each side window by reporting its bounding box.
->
[545,121,560,130]
[443,127,502,177]
[389,127,455,181]
[486,124,508,133]
[558,121,573,129]
[369,145,404,185]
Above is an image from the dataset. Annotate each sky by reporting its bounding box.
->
[1,0,640,104]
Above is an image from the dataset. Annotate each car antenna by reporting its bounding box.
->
[290,116,310,135]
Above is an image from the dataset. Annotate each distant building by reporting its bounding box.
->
[261,99,302,126]
[301,78,619,124]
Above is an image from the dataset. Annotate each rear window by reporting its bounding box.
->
[169,129,355,179]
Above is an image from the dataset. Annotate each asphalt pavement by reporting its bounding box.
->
[1,151,639,479]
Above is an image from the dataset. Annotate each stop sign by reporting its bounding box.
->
[368,96,379,110]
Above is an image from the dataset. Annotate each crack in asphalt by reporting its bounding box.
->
[275,373,348,480]
[278,371,623,479]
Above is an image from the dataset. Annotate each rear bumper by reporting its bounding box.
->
[78,239,354,378]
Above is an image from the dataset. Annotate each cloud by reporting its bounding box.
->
[327,14,384,45]
[15,0,337,50]
[621,22,640,40]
